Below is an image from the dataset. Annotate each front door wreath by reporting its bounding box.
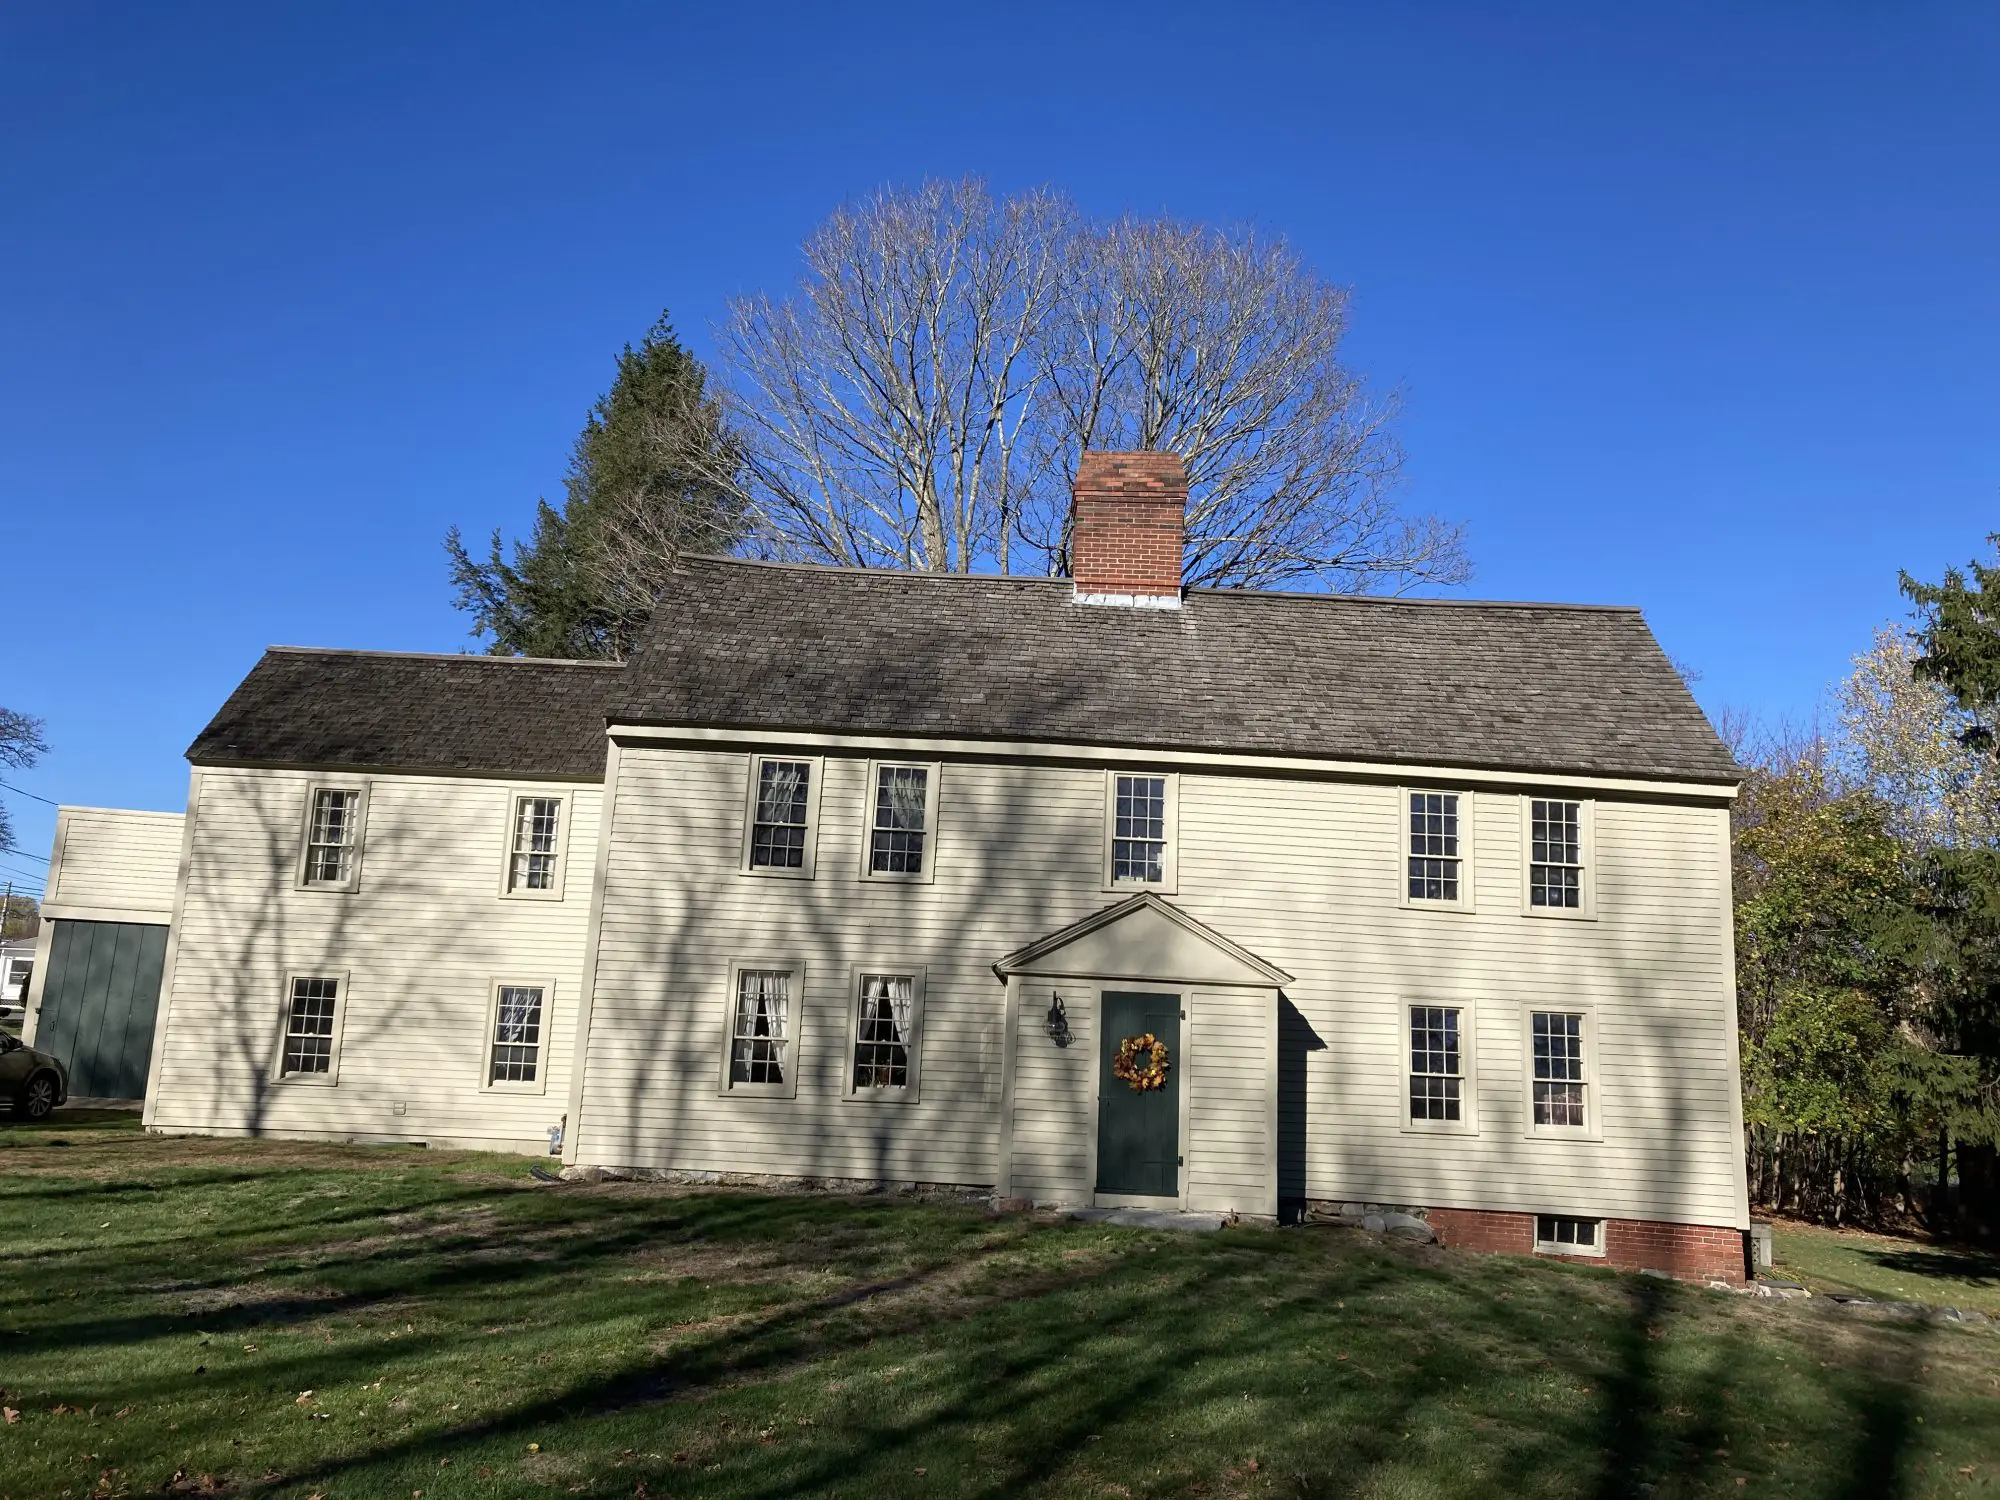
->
[1112,1032,1171,1092]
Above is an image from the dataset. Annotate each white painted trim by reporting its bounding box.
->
[1518,1001,1603,1143]
[739,754,823,879]
[293,780,370,894]
[562,740,622,1165]
[857,760,941,884]
[996,974,1024,1200]
[38,903,174,925]
[269,969,350,1087]
[1399,997,1479,1136]
[718,959,805,1099]
[142,769,203,1128]
[1520,795,1597,921]
[842,965,926,1103]
[497,789,572,901]
[606,722,1739,803]
[1715,804,1753,1231]
[1102,769,1179,895]
[481,977,555,1095]
[1396,785,1477,914]
[994,890,1294,985]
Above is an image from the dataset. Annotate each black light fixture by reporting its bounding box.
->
[1045,992,1070,1047]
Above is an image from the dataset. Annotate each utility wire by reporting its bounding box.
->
[0,778,59,807]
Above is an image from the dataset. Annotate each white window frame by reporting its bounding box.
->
[1520,796,1596,919]
[844,966,926,1101]
[740,755,823,879]
[859,761,941,884]
[294,782,369,893]
[498,791,571,901]
[1533,1214,1607,1258]
[270,971,349,1086]
[482,978,554,1094]
[1520,1002,1601,1141]
[1102,770,1179,894]
[1398,787,1476,912]
[1399,998,1478,1135]
[718,960,804,1099]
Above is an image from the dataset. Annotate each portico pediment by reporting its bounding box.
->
[993,892,1292,988]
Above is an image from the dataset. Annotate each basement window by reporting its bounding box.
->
[1534,1215,1605,1257]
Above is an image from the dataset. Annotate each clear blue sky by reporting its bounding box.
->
[3,3,1995,891]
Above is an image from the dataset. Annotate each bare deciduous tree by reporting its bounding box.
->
[719,177,1469,591]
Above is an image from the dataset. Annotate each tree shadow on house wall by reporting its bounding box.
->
[1277,992,1324,1222]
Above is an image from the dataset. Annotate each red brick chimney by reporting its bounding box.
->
[1069,450,1187,608]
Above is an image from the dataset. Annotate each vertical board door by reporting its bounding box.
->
[33,920,169,1100]
[1096,990,1181,1198]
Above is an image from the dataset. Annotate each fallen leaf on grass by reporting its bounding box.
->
[294,1391,314,1406]
[2,1407,17,1424]
[527,1442,542,1453]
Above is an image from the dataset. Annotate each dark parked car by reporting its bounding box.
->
[0,1033,68,1120]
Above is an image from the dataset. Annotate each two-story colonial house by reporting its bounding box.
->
[133,452,1749,1280]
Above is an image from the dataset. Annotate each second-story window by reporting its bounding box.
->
[1529,799,1585,910]
[1407,792,1462,903]
[301,787,364,888]
[750,759,812,870]
[507,796,565,894]
[1112,774,1169,885]
[869,765,930,876]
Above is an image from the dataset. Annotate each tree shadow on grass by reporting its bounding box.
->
[1864,1245,2000,1289]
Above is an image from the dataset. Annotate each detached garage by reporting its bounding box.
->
[23,807,185,1103]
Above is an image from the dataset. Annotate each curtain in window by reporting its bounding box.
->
[757,761,809,824]
[732,970,789,1084]
[853,974,912,1088]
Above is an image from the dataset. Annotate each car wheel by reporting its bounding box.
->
[14,1072,57,1121]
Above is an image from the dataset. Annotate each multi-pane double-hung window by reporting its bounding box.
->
[868,765,933,878]
[1407,1004,1472,1128]
[301,787,363,888]
[1108,773,1174,888]
[746,758,817,875]
[728,968,794,1089]
[1406,791,1463,903]
[278,975,343,1080]
[488,984,546,1086]
[852,973,915,1091]
[506,797,565,895]
[1530,1010,1589,1129]
[1528,799,1586,910]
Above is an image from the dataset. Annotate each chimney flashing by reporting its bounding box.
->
[1072,588,1183,610]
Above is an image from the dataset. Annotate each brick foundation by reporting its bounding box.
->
[1427,1206,1748,1283]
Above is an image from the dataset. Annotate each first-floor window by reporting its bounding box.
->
[1409,1005,1464,1123]
[1535,1215,1600,1253]
[730,969,791,1086]
[489,985,545,1084]
[281,976,341,1076]
[1531,1010,1588,1127]
[853,974,913,1090]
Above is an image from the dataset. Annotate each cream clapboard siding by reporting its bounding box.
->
[149,767,598,1153]
[580,744,1741,1229]
[1002,980,1096,1203]
[1186,986,1276,1215]
[45,807,186,918]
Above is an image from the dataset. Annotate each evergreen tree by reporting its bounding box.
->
[447,313,743,658]
[1904,537,2000,754]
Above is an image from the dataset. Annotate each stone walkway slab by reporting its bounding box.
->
[1067,1207,1227,1232]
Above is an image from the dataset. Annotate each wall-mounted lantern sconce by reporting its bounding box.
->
[1045,992,1071,1048]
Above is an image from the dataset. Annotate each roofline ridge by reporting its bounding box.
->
[671,553,1643,614]
[262,646,626,668]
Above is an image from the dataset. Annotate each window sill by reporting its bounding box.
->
[741,864,816,881]
[499,888,566,903]
[1522,904,1596,922]
[1399,895,1476,914]
[843,1086,922,1104]
[1103,878,1178,897]
[294,881,361,895]
[861,868,935,885]
[1533,1242,1607,1260]
[718,1082,800,1100]
[1398,1119,1479,1137]
[271,1072,339,1088]
[1524,1124,1603,1144]
[483,1079,549,1096]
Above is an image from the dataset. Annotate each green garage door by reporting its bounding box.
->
[33,921,169,1101]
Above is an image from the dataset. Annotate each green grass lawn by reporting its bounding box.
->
[3,1114,1997,1499]
[1772,1221,2000,1316]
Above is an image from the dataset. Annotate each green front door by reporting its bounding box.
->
[1096,990,1181,1199]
